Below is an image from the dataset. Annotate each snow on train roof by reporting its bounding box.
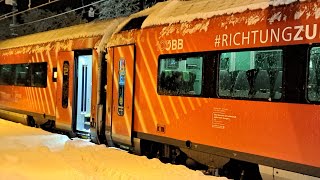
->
[0,18,125,51]
[0,0,305,51]
[141,0,303,28]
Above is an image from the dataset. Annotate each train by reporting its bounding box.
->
[1,0,320,179]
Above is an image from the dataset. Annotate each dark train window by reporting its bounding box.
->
[15,64,31,86]
[0,62,47,87]
[158,55,203,96]
[307,47,320,102]
[0,64,15,85]
[218,49,283,100]
[31,62,47,88]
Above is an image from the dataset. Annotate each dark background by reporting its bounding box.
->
[1,0,97,16]
[0,0,162,15]
[1,0,93,11]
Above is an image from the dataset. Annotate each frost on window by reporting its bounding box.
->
[158,56,202,96]
[308,47,320,102]
[218,49,283,100]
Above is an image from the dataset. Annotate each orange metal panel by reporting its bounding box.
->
[106,48,114,128]
[56,51,74,126]
[0,52,56,117]
[111,45,135,145]
[91,50,99,122]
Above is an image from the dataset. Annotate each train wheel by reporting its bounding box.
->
[27,116,36,127]
[220,159,262,180]
[40,120,55,131]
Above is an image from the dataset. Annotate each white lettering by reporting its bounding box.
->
[271,28,280,42]
[165,40,171,51]
[172,40,177,50]
[214,24,319,47]
[306,24,317,40]
[242,32,250,45]
[282,26,292,42]
[233,32,241,46]
[178,39,183,50]
[163,39,184,51]
[294,25,304,41]
[260,29,268,44]
[222,34,228,46]
[251,30,259,44]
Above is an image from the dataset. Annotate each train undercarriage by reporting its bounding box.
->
[135,139,262,180]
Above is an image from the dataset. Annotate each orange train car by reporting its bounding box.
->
[105,0,320,179]
[1,0,320,179]
[0,18,125,140]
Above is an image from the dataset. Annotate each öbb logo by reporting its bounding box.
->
[159,39,183,51]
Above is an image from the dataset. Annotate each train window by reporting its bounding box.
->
[158,55,203,96]
[218,49,283,100]
[31,62,47,88]
[0,64,15,86]
[15,64,31,86]
[307,47,320,102]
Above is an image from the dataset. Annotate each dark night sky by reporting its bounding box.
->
[0,0,96,15]
[0,2,12,14]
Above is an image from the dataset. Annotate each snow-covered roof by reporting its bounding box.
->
[0,0,305,51]
[140,0,303,28]
[0,18,125,51]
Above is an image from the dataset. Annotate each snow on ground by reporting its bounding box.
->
[0,119,227,180]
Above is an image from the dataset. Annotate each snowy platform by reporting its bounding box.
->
[0,119,226,180]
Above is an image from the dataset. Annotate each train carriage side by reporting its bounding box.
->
[0,19,124,139]
[106,1,320,179]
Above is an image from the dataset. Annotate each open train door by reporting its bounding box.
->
[56,51,74,131]
[110,45,135,147]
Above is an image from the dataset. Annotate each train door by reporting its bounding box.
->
[110,45,135,146]
[74,54,93,133]
[56,51,74,130]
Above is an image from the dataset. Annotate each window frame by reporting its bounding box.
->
[0,62,47,88]
[157,52,206,97]
[306,45,320,103]
[216,47,284,101]
[0,64,16,86]
[14,63,31,87]
[30,62,48,88]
